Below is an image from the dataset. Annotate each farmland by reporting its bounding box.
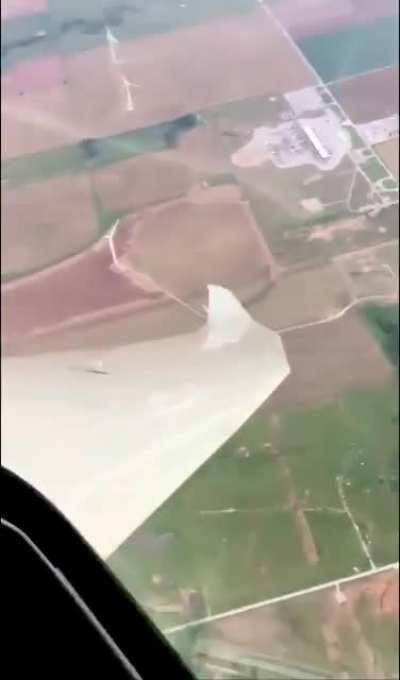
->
[123,184,273,300]
[297,16,398,82]
[175,568,399,679]
[270,0,398,40]
[247,263,351,330]
[1,175,98,277]
[109,378,398,627]
[108,303,398,634]
[204,85,398,270]
[2,0,399,673]
[1,0,48,21]
[1,171,276,352]
[330,67,399,125]
[376,139,400,179]
[3,0,258,65]
[109,303,398,626]
[2,6,316,158]
[1,218,164,346]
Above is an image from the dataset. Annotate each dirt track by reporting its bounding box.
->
[2,175,98,276]
[250,264,351,330]
[268,413,319,566]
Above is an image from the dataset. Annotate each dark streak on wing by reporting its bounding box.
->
[68,366,110,375]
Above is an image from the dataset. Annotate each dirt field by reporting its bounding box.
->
[2,55,65,96]
[162,122,233,176]
[63,8,315,140]
[2,181,274,351]
[341,571,399,618]
[308,215,368,243]
[375,138,399,178]
[233,162,331,246]
[91,123,232,215]
[272,0,398,40]
[232,145,354,210]
[62,46,136,141]
[2,290,204,356]
[2,174,98,277]
[1,0,47,20]
[124,184,273,299]
[91,153,196,215]
[1,219,165,346]
[320,571,399,679]
[1,41,75,160]
[199,569,399,679]
[375,241,399,275]
[334,241,399,299]
[250,264,351,330]
[262,311,393,411]
[330,67,399,124]
[245,173,397,269]
[116,9,316,128]
[1,85,78,159]
[2,8,315,158]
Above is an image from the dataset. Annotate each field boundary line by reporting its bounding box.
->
[333,238,398,259]
[326,64,396,88]
[277,292,397,335]
[105,219,205,320]
[164,562,398,634]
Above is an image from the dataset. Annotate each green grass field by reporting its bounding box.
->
[362,157,390,183]
[360,303,399,368]
[109,305,398,627]
[284,386,398,563]
[109,379,398,629]
[2,116,201,188]
[298,17,398,82]
[5,0,258,68]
